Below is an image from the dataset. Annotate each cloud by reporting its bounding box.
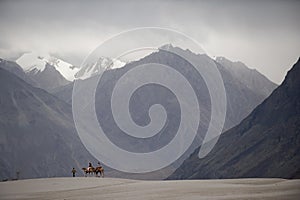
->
[0,0,299,83]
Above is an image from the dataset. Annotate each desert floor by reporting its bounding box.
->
[0,177,299,200]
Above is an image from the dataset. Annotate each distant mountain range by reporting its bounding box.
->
[16,52,79,81]
[168,58,300,180]
[0,45,279,180]
[11,52,126,92]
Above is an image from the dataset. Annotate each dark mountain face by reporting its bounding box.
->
[168,58,300,180]
[0,68,97,180]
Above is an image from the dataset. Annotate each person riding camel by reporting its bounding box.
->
[88,162,93,171]
[95,161,104,177]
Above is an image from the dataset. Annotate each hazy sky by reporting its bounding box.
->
[0,0,299,84]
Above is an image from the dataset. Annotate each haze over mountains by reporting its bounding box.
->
[168,58,300,180]
[0,45,281,180]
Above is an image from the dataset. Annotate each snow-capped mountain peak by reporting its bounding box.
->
[75,56,126,80]
[16,52,79,81]
[46,57,79,81]
[16,52,126,81]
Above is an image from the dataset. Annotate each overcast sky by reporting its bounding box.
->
[0,0,299,84]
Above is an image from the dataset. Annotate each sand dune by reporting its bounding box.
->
[0,177,299,200]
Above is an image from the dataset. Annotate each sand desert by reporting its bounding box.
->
[0,177,300,200]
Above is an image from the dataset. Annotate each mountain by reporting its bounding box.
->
[0,68,97,180]
[168,58,300,179]
[12,53,125,94]
[75,56,126,80]
[70,45,277,179]
[55,46,276,125]
[15,52,76,92]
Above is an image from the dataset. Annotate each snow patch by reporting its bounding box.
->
[16,52,48,72]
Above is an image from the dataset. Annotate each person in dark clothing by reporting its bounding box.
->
[88,162,93,171]
[72,168,77,177]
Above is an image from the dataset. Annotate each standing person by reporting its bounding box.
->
[72,168,76,177]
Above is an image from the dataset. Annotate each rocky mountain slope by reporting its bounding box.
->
[168,58,300,179]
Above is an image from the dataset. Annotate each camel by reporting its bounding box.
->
[82,166,104,177]
[82,167,95,176]
[95,166,104,178]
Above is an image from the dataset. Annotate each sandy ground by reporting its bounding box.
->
[0,177,299,200]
